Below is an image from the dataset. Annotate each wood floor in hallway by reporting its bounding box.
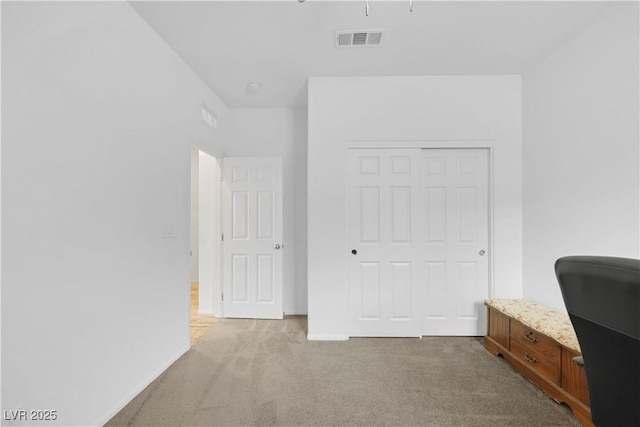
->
[191,282,215,344]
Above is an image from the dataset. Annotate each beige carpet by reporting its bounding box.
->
[107,317,581,427]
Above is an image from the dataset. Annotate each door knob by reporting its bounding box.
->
[351,249,357,255]
[479,249,486,256]
[275,244,282,250]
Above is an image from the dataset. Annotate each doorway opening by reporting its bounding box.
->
[190,147,222,344]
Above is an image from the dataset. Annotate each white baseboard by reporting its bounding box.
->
[306,334,349,341]
[94,344,190,427]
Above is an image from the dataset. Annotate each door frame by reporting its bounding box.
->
[195,154,284,320]
[191,145,224,320]
[345,140,495,332]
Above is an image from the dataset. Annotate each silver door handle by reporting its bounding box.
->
[479,249,486,256]
[275,244,282,250]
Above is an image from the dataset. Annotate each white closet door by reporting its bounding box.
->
[348,147,490,337]
[422,148,489,335]
[348,148,424,337]
[222,157,283,319]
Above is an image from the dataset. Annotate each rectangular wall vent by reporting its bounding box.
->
[201,103,217,129]
[336,30,384,48]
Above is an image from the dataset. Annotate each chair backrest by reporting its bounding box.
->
[555,256,640,427]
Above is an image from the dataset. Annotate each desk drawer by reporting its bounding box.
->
[510,320,561,363]
[511,339,560,384]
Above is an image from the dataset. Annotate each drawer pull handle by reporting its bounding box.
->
[524,352,539,364]
[523,331,539,343]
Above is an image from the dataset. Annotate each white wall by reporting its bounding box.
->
[1,2,227,425]
[225,108,308,314]
[307,76,522,340]
[522,3,640,312]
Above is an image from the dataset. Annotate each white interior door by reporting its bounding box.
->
[222,157,283,319]
[422,148,489,335]
[348,148,424,337]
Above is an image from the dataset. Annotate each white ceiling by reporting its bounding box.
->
[130,1,611,108]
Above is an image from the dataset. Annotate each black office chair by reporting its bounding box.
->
[555,256,640,427]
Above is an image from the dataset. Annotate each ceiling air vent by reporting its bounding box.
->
[336,30,384,48]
